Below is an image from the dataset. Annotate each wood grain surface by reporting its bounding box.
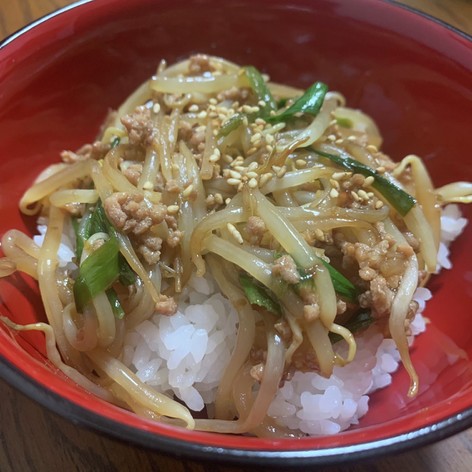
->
[0,1,471,471]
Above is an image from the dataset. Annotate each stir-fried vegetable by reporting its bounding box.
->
[243,66,277,113]
[314,149,416,216]
[267,82,328,124]
[239,272,282,315]
[72,202,136,315]
[73,237,121,312]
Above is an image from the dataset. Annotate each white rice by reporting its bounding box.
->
[122,275,238,412]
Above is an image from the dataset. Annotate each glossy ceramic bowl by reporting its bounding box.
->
[0,0,471,468]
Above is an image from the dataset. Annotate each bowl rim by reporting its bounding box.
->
[0,0,471,467]
[3,354,472,467]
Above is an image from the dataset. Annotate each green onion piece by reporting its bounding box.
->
[329,311,374,344]
[111,137,121,148]
[314,149,416,216]
[319,260,358,301]
[118,254,137,286]
[218,113,246,138]
[73,237,120,312]
[239,272,282,316]
[74,208,94,260]
[296,259,357,302]
[243,66,277,113]
[89,202,112,235]
[267,82,328,123]
[277,97,288,108]
[106,288,125,319]
[336,117,353,128]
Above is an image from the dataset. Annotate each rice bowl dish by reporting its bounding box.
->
[1,54,470,438]
[0,1,470,464]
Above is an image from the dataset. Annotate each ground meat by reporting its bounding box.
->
[370,276,395,317]
[359,276,395,318]
[272,255,300,284]
[121,106,155,147]
[155,294,177,316]
[303,304,320,322]
[103,192,167,236]
[250,363,264,382]
[165,179,180,194]
[166,229,182,248]
[178,121,206,152]
[245,216,266,245]
[188,54,215,75]
[122,163,143,186]
[137,234,162,265]
[61,141,111,163]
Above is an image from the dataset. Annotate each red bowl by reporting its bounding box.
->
[0,0,471,467]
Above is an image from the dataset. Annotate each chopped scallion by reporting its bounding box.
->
[314,149,416,216]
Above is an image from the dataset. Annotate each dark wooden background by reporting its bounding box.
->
[0,0,471,471]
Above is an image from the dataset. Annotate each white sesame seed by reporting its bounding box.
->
[259,173,273,187]
[375,200,384,209]
[167,205,180,214]
[247,146,258,155]
[351,190,360,202]
[329,188,339,198]
[250,132,262,144]
[258,100,266,108]
[143,181,154,190]
[209,98,218,105]
[363,176,375,187]
[227,223,244,244]
[188,104,199,112]
[152,103,161,114]
[276,166,287,178]
[248,162,259,171]
[327,134,337,142]
[227,178,242,186]
[332,172,346,180]
[215,193,224,205]
[358,189,369,200]
[366,144,378,153]
[197,111,207,119]
[246,171,258,179]
[225,197,232,205]
[229,170,242,179]
[315,229,324,240]
[248,178,258,188]
[330,179,340,190]
[347,135,357,142]
[295,159,307,168]
[182,184,194,198]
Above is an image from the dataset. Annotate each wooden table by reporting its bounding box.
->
[0,1,471,471]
